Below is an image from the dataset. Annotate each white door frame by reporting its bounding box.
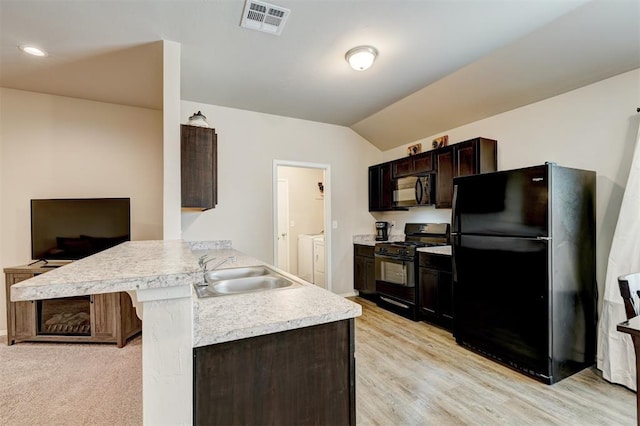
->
[276,178,290,272]
[273,160,332,292]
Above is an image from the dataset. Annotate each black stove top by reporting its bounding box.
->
[382,241,445,247]
[374,223,449,258]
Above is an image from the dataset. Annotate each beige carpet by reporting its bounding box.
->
[0,335,142,426]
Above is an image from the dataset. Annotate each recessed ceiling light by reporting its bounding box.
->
[19,45,47,57]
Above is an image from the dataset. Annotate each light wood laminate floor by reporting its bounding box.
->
[353,296,635,425]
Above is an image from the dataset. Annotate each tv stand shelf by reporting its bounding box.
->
[4,264,141,347]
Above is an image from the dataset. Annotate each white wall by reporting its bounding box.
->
[162,40,182,240]
[277,166,325,275]
[180,102,381,296]
[377,68,640,306]
[0,88,164,332]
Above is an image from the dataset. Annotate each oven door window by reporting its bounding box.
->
[376,257,410,285]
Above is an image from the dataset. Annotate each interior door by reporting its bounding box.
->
[276,179,290,272]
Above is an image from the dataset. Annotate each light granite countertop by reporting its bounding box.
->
[352,234,404,246]
[10,240,200,301]
[189,246,361,347]
[352,235,452,256]
[11,240,362,349]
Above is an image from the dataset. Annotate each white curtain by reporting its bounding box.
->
[597,120,640,391]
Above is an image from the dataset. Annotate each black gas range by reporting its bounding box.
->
[374,223,449,320]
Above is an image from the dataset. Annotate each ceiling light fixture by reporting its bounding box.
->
[19,45,47,57]
[345,46,378,71]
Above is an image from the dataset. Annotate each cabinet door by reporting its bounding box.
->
[438,271,453,328]
[418,267,438,321]
[435,147,454,208]
[368,164,393,211]
[413,152,433,174]
[379,164,393,210]
[455,140,477,178]
[364,257,376,294]
[368,167,380,211]
[92,293,117,339]
[7,273,37,341]
[354,256,366,291]
[354,256,376,294]
[392,158,413,178]
[181,125,217,209]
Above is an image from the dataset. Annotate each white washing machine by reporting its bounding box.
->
[297,234,315,283]
[313,235,326,289]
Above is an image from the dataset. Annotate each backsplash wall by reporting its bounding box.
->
[371,207,452,237]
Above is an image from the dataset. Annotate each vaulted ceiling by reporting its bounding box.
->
[1,0,638,151]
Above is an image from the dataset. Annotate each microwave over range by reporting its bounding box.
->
[393,174,435,207]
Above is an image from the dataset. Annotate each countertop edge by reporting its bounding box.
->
[193,306,362,348]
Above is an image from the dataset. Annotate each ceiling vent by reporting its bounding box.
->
[240,0,290,35]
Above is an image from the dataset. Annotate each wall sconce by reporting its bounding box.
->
[345,46,378,71]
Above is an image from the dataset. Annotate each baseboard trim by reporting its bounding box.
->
[0,329,7,337]
[339,291,358,298]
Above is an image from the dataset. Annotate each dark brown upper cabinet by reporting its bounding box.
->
[181,125,218,210]
[392,151,433,179]
[368,137,496,211]
[368,163,393,211]
[435,137,497,208]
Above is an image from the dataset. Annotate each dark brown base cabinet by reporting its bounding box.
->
[354,244,376,297]
[193,319,355,426]
[418,252,453,330]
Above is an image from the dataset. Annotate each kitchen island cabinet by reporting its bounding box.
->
[194,319,354,425]
[10,240,361,425]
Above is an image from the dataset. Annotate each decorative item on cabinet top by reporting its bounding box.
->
[432,135,448,149]
[407,143,422,156]
[187,111,209,128]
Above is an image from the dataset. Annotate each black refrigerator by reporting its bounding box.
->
[451,163,596,384]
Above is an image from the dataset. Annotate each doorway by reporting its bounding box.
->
[273,160,331,291]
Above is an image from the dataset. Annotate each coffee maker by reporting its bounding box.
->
[375,221,390,241]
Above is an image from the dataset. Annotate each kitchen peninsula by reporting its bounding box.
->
[10,240,362,425]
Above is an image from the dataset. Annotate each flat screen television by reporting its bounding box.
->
[31,198,131,261]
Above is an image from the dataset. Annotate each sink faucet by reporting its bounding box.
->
[199,255,237,272]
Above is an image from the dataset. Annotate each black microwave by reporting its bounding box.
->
[393,175,435,207]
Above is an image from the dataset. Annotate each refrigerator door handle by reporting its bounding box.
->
[451,184,460,233]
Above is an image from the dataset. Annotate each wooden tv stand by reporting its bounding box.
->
[4,263,141,347]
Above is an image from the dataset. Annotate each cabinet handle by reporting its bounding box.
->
[380,296,409,309]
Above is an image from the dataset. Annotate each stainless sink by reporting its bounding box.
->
[195,266,300,298]
[204,266,271,283]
